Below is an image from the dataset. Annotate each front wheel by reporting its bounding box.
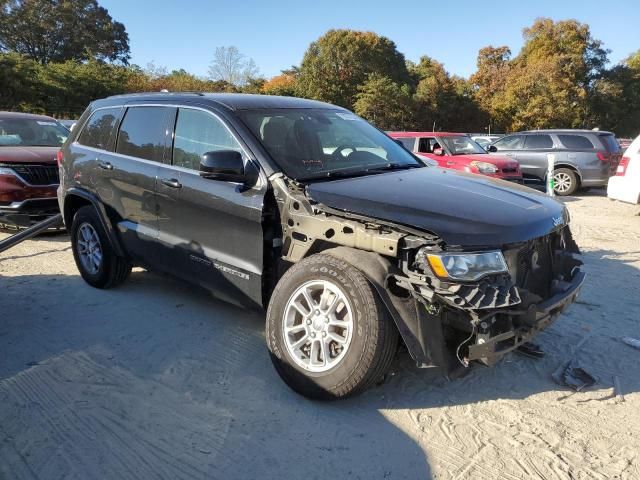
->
[266,253,398,400]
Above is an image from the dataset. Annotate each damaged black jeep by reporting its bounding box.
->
[58,93,585,399]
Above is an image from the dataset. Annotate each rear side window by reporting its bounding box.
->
[558,135,595,149]
[524,135,553,149]
[395,137,416,151]
[599,134,622,153]
[116,107,174,162]
[77,108,120,150]
[493,135,523,150]
[172,108,242,170]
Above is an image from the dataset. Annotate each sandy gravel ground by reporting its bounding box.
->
[1,190,639,480]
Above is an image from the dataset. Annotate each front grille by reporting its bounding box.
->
[7,164,59,185]
[505,231,563,299]
[502,167,518,174]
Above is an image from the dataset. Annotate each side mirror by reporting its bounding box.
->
[486,145,498,153]
[200,150,245,182]
[433,147,445,156]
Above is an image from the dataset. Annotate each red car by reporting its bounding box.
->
[0,112,68,227]
[389,132,523,182]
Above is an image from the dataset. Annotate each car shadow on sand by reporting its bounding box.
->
[1,247,639,479]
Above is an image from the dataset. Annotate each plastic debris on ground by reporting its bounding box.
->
[621,337,640,350]
[552,360,597,392]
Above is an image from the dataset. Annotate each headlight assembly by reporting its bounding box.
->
[416,249,508,281]
[469,161,498,174]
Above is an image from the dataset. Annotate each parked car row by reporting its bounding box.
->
[0,104,636,232]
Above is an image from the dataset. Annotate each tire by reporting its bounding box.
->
[266,253,398,400]
[553,168,578,196]
[70,205,131,289]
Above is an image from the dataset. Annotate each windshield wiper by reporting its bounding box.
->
[365,163,422,172]
[301,163,421,181]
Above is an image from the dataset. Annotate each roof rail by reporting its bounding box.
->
[106,91,206,99]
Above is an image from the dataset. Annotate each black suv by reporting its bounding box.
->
[488,129,622,195]
[58,93,585,399]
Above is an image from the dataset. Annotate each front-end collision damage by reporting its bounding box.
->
[268,174,585,371]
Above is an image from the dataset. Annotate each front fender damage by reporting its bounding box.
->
[270,175,453,369]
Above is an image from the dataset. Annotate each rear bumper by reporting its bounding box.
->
[467,271,586,361]
[580,178,609,187]
[0,198,60,227]
[607,176,640,204]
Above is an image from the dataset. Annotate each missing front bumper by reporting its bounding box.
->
[467,271,586,361]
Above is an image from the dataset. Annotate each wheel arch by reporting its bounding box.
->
[321,246,451,369]
[548,163,582,183]
[62,188,126,258]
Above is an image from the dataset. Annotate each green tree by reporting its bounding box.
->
[297,29,409,109]
[0,0,130,64]
[42,59,132,116]
[590,50,640,136]
[0,52,43,112]
[469,46,511,130]
[262,74,297,96]
[474,18,610,131]
[353,74,414,130]
[408,56,487,132]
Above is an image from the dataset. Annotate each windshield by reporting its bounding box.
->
[0,118,69,147]
[239,109,422,180]
[440,135,487,155]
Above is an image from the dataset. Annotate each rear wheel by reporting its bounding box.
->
[70,206,131,288]
[553,168,578,196]
[266,253,398,400]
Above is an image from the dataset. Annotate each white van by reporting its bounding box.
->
[607,134,640,204]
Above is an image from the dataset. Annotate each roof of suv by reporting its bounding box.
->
[98,92,342,111]
[519,129,614,135]
[0,111,59,121]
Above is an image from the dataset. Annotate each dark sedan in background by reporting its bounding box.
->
[0,112,68,227]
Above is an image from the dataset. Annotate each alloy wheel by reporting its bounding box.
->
[282,280,354,373]
[77,222,103,274]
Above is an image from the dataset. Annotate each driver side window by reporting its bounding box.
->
[173,108,242,170]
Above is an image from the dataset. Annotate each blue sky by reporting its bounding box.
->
[100,0,640,79]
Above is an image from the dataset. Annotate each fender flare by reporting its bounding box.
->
[62,187,126,258]
[323,246,451,369]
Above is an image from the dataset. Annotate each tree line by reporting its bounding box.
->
[1,0,638,136]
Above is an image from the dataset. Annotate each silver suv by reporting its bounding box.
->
[488,129,622,195]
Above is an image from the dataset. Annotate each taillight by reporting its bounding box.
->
[616,156,630,176]
[596,152,611,162]
[56,150,63,167]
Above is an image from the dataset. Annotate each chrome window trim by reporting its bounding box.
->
[72,103,266,189]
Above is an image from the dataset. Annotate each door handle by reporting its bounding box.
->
[161,178,182,189]
[98,160,113,170]
[505,153,513,156]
